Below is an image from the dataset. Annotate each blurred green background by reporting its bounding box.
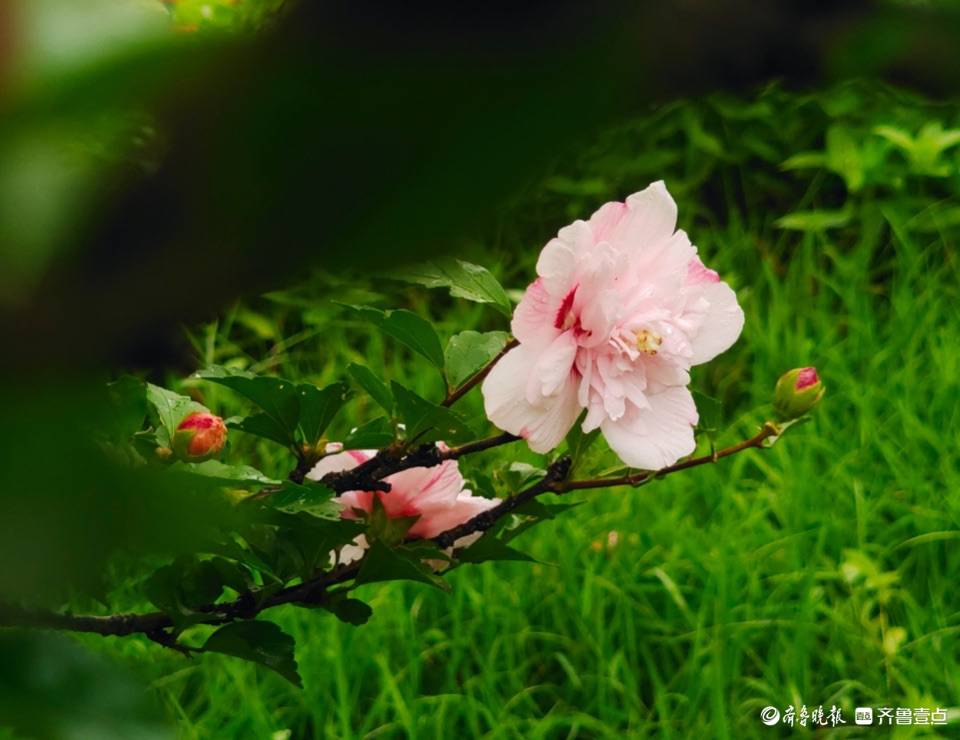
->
[3,1,960,738]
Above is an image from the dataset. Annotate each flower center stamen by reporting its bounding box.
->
[635,329,662,356]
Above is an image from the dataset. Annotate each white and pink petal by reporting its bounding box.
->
[511,278,563,346]
[384,458,464,509]
[529,330,578,400]
[482,343,581,453]
[536,235,580,296]
[307,448,374,481]
[611,181,678,251]
[411,492,498,539]
[600,386,698,470]
[588,200,627,241]
[689,281,744,365]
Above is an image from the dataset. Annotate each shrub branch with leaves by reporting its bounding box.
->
[0,184,822,687]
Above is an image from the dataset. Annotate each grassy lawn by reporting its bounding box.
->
[85,81,960,738]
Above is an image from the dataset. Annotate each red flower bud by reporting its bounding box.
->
[795,367,819,390]
[172,412,227,461]
[774,367,825,421]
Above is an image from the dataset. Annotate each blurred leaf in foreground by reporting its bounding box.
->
[0,632,171,740]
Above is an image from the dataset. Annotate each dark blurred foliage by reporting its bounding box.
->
[2,0,960,373]
[0,382,247,605]
[0,633,169,739]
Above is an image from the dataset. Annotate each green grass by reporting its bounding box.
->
[94,81,960,738]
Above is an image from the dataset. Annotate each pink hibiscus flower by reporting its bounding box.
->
[481,181,744,469]
[308,445,496,550]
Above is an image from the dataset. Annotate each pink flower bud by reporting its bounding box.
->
[795,367,819,390]
[172,412,227,461]
[774,367,825,420]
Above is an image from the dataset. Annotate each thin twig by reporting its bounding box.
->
[433,423,778,547]
[441,338,519,407]
[555,422,780,493]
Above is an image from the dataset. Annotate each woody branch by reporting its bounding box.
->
[0,421,778,640]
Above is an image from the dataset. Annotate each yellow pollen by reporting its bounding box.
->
[635,329,663,356]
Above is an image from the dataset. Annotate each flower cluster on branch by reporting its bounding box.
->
[0,182,822,686]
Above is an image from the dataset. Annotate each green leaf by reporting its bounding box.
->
[470,470,498,499]
[502,499,584,542]
[227,412,292,447]
[692,390,722,433]
[403,539,453,563]
[143,563,184,614]
[512,499,583,520]
[105,375,147,439]
[825,124,865,192]
[544,175,610,196]
[169,460,280,486]
[143,557,244,628]
[268,481,339,519]
[496,462,546,492]
[564,415,601,468]
[200,368,349,448]
[775,207,852,232]
[682,107,724,157]
[343,416,396,449]
[457,533,535,564]
[130,430,161,461]
[321,595,373,626]
[234,308,277,340]
[445,330,510,387]
[911,203,960,233]
[297,382,351,445]
[202,621,302,687]
[873,124,915,151]
[214,539,281,583]
[146,383,206,443]
[178,560,229,607]
[347,364,394,414]
[912,121,960,175]
[355,541,449,591]
[391,258,512,317]
[197,366,300,443]
[208,556,254,594]
[366,494,419,546]
[391,382,475,444]
[0,633,171,740]
[779,151,827,170]
[275,515,362,580]
[345,306,444,369]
